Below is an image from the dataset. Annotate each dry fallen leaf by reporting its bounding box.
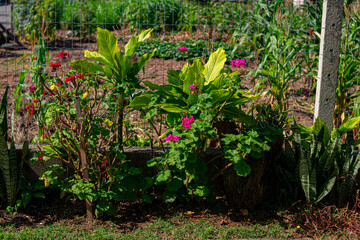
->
[239,209,249,216]
[183,211,195,215]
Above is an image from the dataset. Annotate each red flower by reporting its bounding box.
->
[101,160,109,165]
[76,73,85,79]
[33,99,39,103]
[44,134,48,138]
[57,52,70,59]
[48,92,54,96]
[26,103,34,110]
[43,91,47,96]
[38,155,43,161]
[34,57,38,60]
[49,62,61,72]
[65,76,75,83]
[56,83,62,87]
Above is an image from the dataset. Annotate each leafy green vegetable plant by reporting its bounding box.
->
[14,28,156,223]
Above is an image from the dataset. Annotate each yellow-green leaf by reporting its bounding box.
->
[204,48,226,85]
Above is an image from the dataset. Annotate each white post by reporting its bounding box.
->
[314,0,344,129]
[293,0,308,8]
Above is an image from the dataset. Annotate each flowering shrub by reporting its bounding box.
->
[130,48,278,202]
[14,28,156,221]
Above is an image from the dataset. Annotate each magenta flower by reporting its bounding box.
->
[189,84,200,95]
[166,134,181,142]
[182,115,195,128]
[231,59,247,68]
[29,84,36,93]
[176,46,188,53]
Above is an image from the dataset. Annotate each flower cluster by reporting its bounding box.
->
[57,52,70,59]
[65,76,75,83]
[49,62,61,72]
[76,73,85,79]
[231,59,247,68]
[182,115,195,128]
[29,84,36,93]
[101,160,109,165]
[166,134,181,142]
[176,46,187,53]
[26,99,39,117]
[189,84,200,95]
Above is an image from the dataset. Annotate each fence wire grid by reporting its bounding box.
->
[0,0,357,143]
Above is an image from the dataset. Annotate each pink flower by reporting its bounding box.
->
[49,62,61,72]
[182,115,195,128]
[57,52,70,59]
[29,84,36,93]
[231,59,247,68]
[176,46,188,53]
[189,84,200,95]
[166,134,181,142]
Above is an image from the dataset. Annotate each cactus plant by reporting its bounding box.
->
[0,87,29,206]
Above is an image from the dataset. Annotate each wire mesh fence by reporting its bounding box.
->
[0,0,358,143]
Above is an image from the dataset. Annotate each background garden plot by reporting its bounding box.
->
[0,0,355,143]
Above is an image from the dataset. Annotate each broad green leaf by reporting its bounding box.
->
[209,89,233,105]
[233,159,251,176]
[84,50,113,68]
[96,28,118,65]
[167,176,183,191]
[128,94,153,109]
[204,48,226,85]
[132,49,157,75]
[155,170,171,185]
[143,81,161,90]
[194,186,210,197]
[160,103,188,113]
[338,117,360,135]
[114,51,131,79]
[69,60,104,75]
[183,59,204,93]
[124,29,153,57]
[167,70,182,88]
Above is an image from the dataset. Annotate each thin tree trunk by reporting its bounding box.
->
[75,97,93,227]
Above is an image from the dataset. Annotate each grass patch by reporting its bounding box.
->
[0,215,297,240]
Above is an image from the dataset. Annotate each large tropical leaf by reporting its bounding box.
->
[204,48,226,85]
[96,27,118,66]
[124,29,153,57]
